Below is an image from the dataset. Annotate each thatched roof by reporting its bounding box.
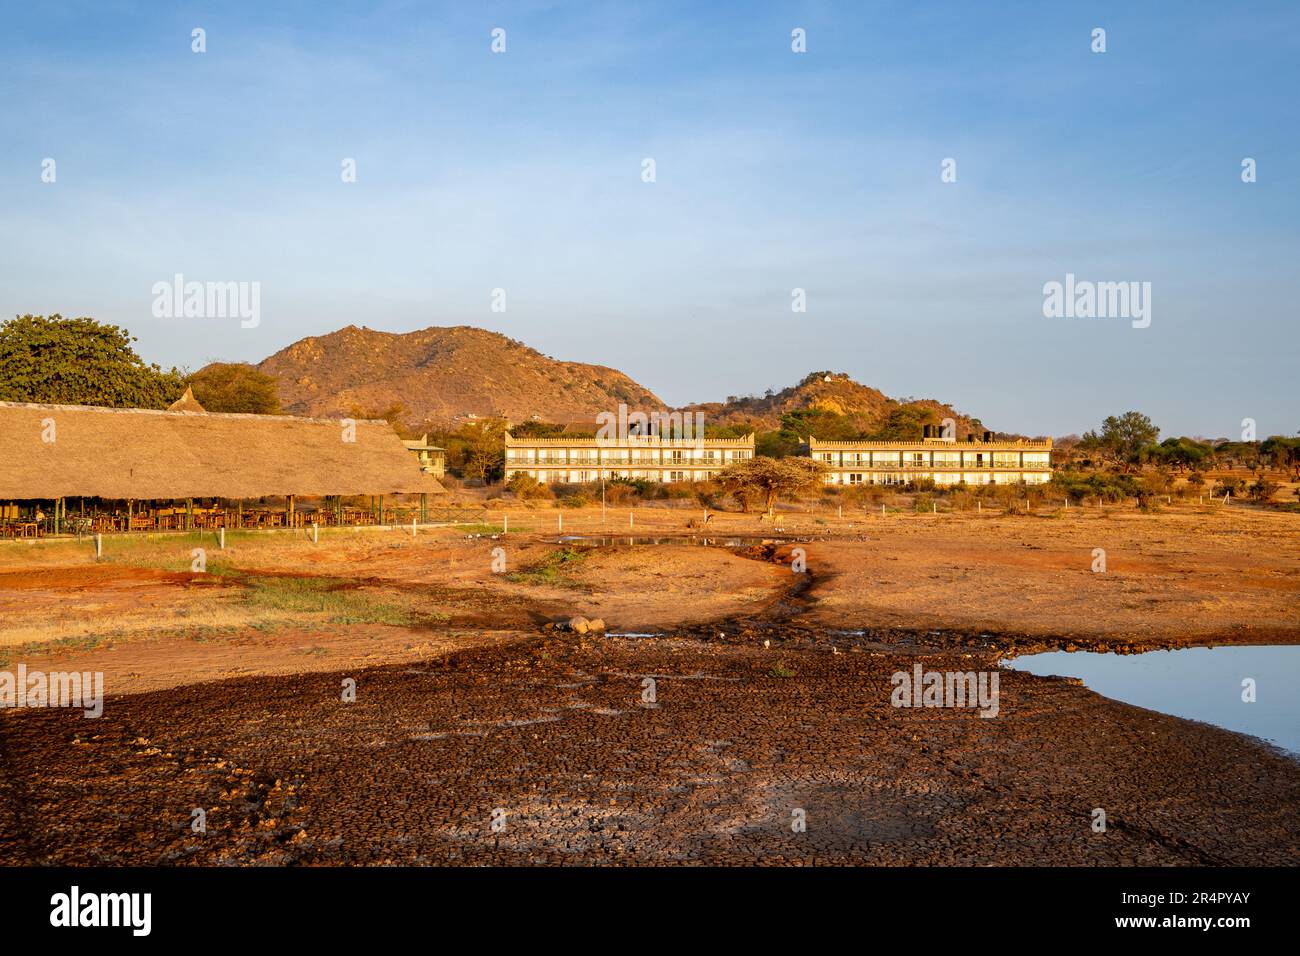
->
[167,387,206,413]
[0,401,445,500]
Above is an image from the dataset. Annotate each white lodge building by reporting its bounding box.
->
[809,434,1053,486]
[504,433,755,484]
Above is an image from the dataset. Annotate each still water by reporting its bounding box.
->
[1004,645,1300,757]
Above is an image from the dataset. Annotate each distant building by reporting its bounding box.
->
[401,434,447,477]
[504,432,755,484]
[809,431,1052,486]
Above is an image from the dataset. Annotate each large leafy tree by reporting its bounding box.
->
[1085,411,1160,468]
[865,403,942,441]
[187,362,282,414]
[451,417,508,482]
[717,456,826,517]
[0,314,186,408]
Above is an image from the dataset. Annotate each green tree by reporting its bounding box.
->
[186,362,282,414]
[865,403,942,441]
[1090,411,1160,469]
[510,420,568,439]
[717,456,826,517]
[0,314,186,408]
[455,418,508,482]
[1149,436,1212,473]
[1260,436,1300,479]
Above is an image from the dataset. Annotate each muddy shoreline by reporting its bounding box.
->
[2,632,1297,866]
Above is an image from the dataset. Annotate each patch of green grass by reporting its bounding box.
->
[0,633,108,668]
[238,574,412,625]
[768,660,797,679]
[505,547,588,587]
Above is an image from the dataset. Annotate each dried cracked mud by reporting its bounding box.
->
[2,636,1297,866]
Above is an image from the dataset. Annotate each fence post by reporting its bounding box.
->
[312,523,319,544]
[94,533,102,559]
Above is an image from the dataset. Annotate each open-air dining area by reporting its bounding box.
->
[1,399,445,542]
[0,497,430,539]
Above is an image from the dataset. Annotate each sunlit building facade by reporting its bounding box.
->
[504,433,755,484]
[809,434,1052,486]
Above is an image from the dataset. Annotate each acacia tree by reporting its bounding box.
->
[717,456,827,518]
[0,314,186,408]
[1084,411,1160,470]
[455,418,508,483]
[1261,436,1300,479]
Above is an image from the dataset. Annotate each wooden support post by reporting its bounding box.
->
[54,498,61,536]
[186,498,193,531]
[378,495,384,525]
[420,492,428,524]
[127,499,133,533]
[288,494,295,528]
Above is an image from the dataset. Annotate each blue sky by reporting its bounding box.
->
[1,1,1296,438]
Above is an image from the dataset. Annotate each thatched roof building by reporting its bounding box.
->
[0,401,445,500]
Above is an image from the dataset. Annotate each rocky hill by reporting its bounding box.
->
[254,325,663,425]
[683,371,985,437]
